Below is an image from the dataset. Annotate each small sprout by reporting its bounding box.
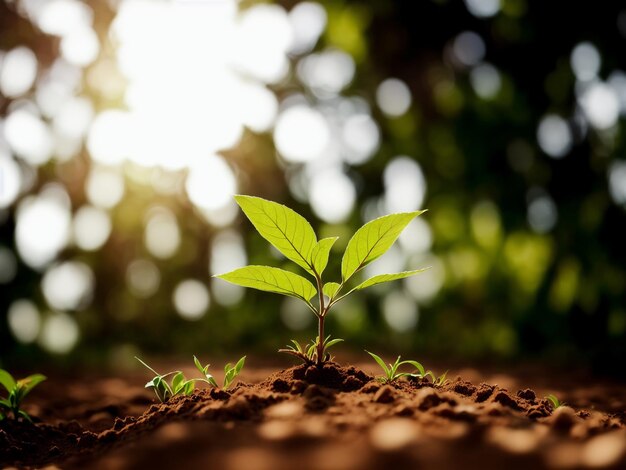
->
[279,336,344,365]
[135,357,195,403]
[422,370,449,387]
[193,356,246,390]
[366,351,425,384]
[0,369,46,422]
[546,394,564,409]
[215,196,428,365]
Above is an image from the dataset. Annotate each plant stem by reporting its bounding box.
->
[317,314,325,365]
[315,274,325,365]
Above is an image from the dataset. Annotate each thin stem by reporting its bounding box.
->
[314,273,326,365]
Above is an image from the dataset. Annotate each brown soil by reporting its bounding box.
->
[1,361,625,469]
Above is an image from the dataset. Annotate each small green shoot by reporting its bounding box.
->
[215,195,429,365]
[422,369,449,387]
[0,369,46,422]
[135,357,195,403]
[546,394,564,410]
[193,356,246,390]
[366,351,426,384]
[279,336,344,365]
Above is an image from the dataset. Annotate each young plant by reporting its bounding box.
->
[423,369,449,386]
[135,357,195,403]
[0,369,46,422]
[215,195,428,365]
[193,356,246,390]
[278,336,344,365]
[366,351,426,384]
[546,394,564,409]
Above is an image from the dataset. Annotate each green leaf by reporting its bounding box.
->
[234,195,317,274]
[353,269,429,291]
[171,372,184,394]
[341,211,426,282]
[0,370,16,393]
[193,356,206,376]
[366,351,390,377]
[234,356,246,374]
[0,398,12,409]
[215,265,317,303]
[323,282,341,299]
[324,338,344,349]
[399,360,425,376]
[17,374,46,399]
[310,237,338,276]
[182,380,195,395]
[18,410,32,422]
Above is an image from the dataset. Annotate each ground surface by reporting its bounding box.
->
[1,358,625,469]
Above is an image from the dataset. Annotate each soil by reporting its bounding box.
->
[1,360,625,470]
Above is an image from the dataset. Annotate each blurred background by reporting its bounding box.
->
[0,0,625,375]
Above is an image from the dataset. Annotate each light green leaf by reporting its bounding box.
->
[234,356,246,374]
[353,269,429,291]
[215,265,316,303]
[324,338,344,349]
[235,195,317,274]
[323,282,341,299]
[171,372,184,393]
[0,370,16,393]
[366,351,390,377]
[193,356,206,376]
[310,237,338,276]
[341,211,426,282]
[182,380,195,395]
[17,374,46,398]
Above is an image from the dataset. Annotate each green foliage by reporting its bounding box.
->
[135,357,195,403]
[341,211,426,283]
[215,195,427,365]
[366,351,425,384]
[422,369,449,386]
[546,394,564,409]
[0,369,46,422]
[278,336,344,364]
[193,356,246,390]
[216,266,317,305]
[366,352,448,386]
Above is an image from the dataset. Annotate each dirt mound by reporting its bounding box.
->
[262,362,372,393]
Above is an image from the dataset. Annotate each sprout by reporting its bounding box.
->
[215,196,428,365]
[0,369,46,422]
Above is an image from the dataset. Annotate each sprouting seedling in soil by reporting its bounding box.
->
[214,195,428,366]
[366,351,426,384]
[279,336,344,365]
[193,356,246,390]
[423,370,449,387]
[0,369,46,422]
[135,357,195,403]
[546,394,564,410]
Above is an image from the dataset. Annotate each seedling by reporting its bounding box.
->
[0,369,46,422]
[366,351,426,384]
[135,357,195,403]
[546,394,564,409]
[423,369,449,386]
[279,336,344,365]
[215,195,428,365]
[193,356,246,390]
